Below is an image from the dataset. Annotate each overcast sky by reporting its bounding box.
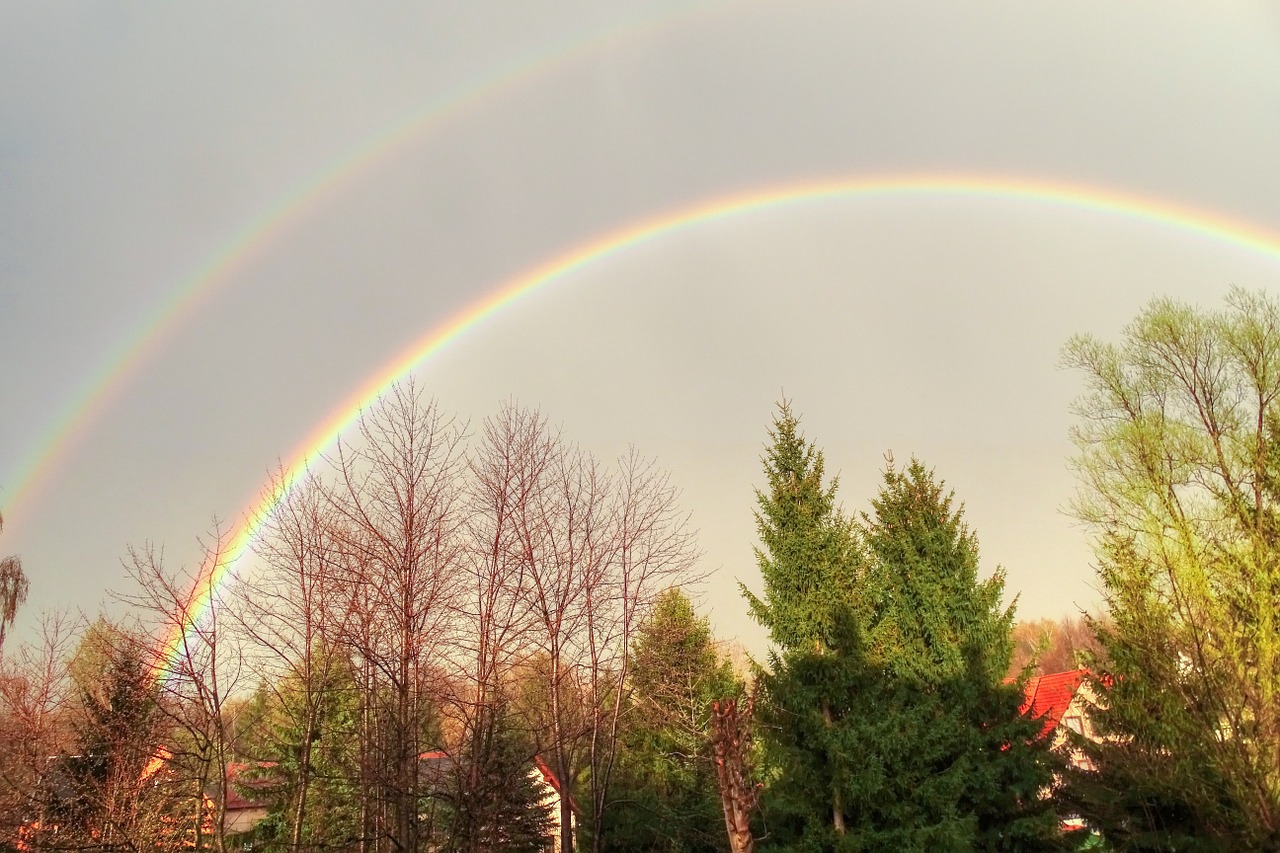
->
[3,1,1280,653]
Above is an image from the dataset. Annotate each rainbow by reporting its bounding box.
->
[152,172,1280,680]
[0,1,729,529]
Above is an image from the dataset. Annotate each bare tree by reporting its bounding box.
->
[239,466,360,853]
[582,449,698,853]
[1008,614,1107,677]
[447,402,552,853]
[0,611,77,849]
[325,382,467,853]
[505,413,699,853]
[118,530,245,853]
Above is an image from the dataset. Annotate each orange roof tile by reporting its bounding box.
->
[1020,669,1086,738]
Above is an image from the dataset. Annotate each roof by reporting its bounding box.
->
[1020,669,1087,738]
[533,755,581,816]
[223,762,275,810]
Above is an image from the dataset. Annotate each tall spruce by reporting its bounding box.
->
[742,401,859,653]
[746,419,1065,851]
[862,459,1012,685]
[856,459,1063,851]
[742,402,860,841]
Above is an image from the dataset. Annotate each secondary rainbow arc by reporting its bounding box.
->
[152,172,1280,681]
[0,1,726,528]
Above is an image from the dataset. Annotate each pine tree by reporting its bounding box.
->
[749,438,1065,851]
[742,401,860,653]
[603,589,740,853]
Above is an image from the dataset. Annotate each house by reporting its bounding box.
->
[418,749,578,846]
[1019,668,1096,769]
[217,763,272,836]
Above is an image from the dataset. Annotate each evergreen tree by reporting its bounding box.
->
[235,656,362,852]
[747,421,1066,851]
[741,402,861,843]
[50,620,172,851]
[858,459,1062,851]
[742,401,860,653]
[603,589,740,853]
[445,702,555,853]
[861,459,1012,685]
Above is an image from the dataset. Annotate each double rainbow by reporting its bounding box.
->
[153,172,1280,681]
[1,0,727,529]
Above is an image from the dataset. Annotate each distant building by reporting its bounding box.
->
[1019,668,1096,769]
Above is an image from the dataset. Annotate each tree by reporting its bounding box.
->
[0,511,28,650]
[745,405,1063,850]
[234,661,362,853]
[0,611,77,849]
[118,534,246,853]
[449,403,554,853]
[501,404,699,853]
[1060,288,1280,848]
[240,467,360,853]
[326,382,467,853]
[742,402,860,841]
[1008,615,1104,678]
[442,694,554,853]
[602,588,739,853]
[742,401,859,654]
[51,619,175,853]
[855,459,1061,851]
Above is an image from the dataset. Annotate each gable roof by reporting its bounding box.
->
[533,755,581,816]
[1020,669,1087,738]
[222,762,275,810]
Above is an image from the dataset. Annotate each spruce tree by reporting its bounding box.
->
[742,401,860,653]
[857,459,1063,851]
[742,402,861,843]
[604,589,740,853]
[861,459,1012,685]
[746,423,1065,851]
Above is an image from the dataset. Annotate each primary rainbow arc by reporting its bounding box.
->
[140,172,1280,680]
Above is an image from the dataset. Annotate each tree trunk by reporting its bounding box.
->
[711,697,756,853]
[822,698,845,835]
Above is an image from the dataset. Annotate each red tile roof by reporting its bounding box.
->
[224,762,275,810]
[1020,669,1086,738]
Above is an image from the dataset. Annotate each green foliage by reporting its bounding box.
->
[746,406,1065,851]
[1061,288,1280,849]
[443,706,555,853]
[762,615,1064,852]
[48,620,172,847]
[234,654,361,852]
[602,589,741,853]
[861,458,1014,684]
[742,401,860,653]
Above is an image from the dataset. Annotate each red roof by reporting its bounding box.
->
[533,755,581,815]
[1019,669,1086,738]
[223,762,275,810]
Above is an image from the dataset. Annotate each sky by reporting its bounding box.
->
[3,0,1280,655]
